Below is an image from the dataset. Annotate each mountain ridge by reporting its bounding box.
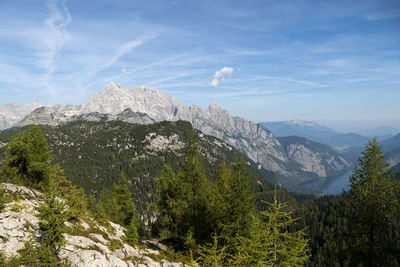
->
[2,83,351,191]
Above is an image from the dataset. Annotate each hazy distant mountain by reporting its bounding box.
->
[382,133,400,152]
[357,127,400,139]
[381,133,400,169]
[0,100,42,130]
[261,120,338,143]
[262,120,370,163]
[9,82,351,191]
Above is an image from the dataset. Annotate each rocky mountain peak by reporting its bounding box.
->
[6,83,351,190]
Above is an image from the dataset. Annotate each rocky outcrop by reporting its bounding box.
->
[0,183,185,266]
[16,107,155,128]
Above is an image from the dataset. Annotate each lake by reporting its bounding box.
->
[321,171,352,195]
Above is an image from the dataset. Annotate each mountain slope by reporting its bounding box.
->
[0,120,274,221]
[278,136,351,178]
[262,120,338,143]
[0,101,42,130]
[16,107,155,127]
[12,83,351,191]
[382,133,400,153]
[262,120,370,164]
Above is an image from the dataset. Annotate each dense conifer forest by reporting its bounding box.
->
[0,125,399,266]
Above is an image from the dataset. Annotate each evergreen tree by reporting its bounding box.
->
[234,186,310,266]
[0,126,51,187]
[347,138,400,266]
[154,164,185,239]
[154,131,213,245]
[97,172,139,243]
[213,158,256,251]
[178,131,213,244]
[35,174,70,265]
[197,233,227,267]
[52,163,88,219]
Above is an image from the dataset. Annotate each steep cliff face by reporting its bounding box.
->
[278,136,351,178]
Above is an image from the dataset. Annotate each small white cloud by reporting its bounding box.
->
[209,67,234,87]
[121,67,127,74]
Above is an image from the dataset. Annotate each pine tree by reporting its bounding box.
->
[197,233,227,267]
[154,164,185,239]
[96,172,139,243]
[178,131,213,243]
[347,138,400,266]
[154,131,213,245]
[234,186,310,266]
[35,174,71,265]
[52,163,88,219]
[0,126,51,187]
[213,158,256,251]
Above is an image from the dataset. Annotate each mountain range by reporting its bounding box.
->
[0,100,42,130]
[263,120,400,167]
[1,82,352,192]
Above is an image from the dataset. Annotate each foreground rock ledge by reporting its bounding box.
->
[0,183,187,267]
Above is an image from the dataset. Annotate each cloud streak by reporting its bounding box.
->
[209,67,234,87]
[42,0,71,93]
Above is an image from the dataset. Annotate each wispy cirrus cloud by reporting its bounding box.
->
[42,0,71,94]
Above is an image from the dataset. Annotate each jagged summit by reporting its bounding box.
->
[82,83,192,122]
[5,83,351,189]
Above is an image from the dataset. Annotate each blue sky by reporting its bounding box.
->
[1,0,399,132]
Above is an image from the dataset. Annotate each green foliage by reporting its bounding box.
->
[214,157,256,249]
[124,219,139,246]
[346,138,400,266]
[52,163,89,219]
[0,126,51,187]
[196,233,227,267]
[17,236,60,267]
[37,175,71,260]
[155,132,214,245]
[0,188,5,213]
[234,187,310,266]
[96,172,139,244]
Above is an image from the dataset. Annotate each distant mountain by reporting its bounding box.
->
[382,133,400,153]
[381,133,400,169]
[262,120,370,164]
[357,127,400,139]
[0,100,42,130]
[261,120,338,143]
[8,83,351,191]
[277,136,350,178]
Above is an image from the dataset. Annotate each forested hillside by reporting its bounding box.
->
[0,125,399,266]
[0,120,277,225]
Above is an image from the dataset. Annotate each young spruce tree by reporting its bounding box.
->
[347,138,400,266]
[0,125,51,187]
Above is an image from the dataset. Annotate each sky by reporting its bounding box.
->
[0,0,399,132]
